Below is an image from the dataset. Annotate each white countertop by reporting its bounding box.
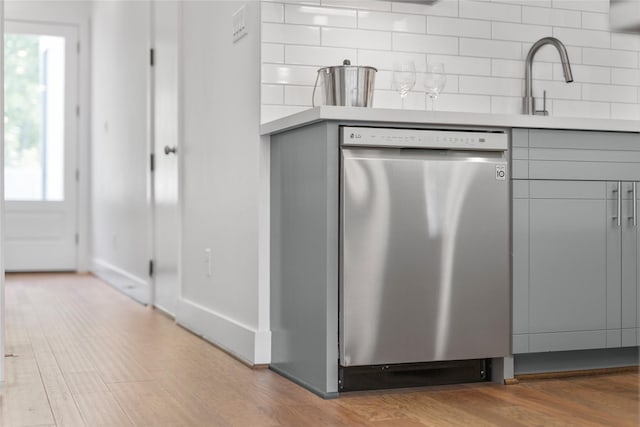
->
[261,106,640,135]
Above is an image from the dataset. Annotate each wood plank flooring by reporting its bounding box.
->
[1,273,638,426]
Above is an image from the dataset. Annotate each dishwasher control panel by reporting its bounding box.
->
[341,127,508,151]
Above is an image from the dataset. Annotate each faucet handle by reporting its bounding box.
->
[535,90,549,116]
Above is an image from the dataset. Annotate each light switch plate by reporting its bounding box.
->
[232,5,248,43]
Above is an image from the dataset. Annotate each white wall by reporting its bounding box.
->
[90,1,151,288]
[4,0,92,271]
[177,0,270,364]
[261,0,640,122]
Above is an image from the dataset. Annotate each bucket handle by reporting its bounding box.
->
[311,69,321,108]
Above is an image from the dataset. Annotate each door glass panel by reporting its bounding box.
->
[4,33,66,201]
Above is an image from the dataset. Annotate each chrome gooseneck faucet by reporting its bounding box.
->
[523,37,573,115]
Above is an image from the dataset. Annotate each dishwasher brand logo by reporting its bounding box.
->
[495,165,506,181]
[349,133,362,140]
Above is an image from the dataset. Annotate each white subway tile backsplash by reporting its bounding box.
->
[262,2,284,23]
[439,74,460,93]
[262,23,320,45]
[428,54,491,76]
[264,0,319,4]
[372,90,401,109]
[373,90,425,110]
[263,0,320,4]
[285,45,357,66]
[494,0,551,7]
[391,0,459,17]
[611,68,640,86]
[522,6,580,28]
[582,83,637,103]
[611,103,640,120]
[393,33,458,55]
[554,64,610,84]
[583,48,638,68]
[285,5,356,27]
[534,79,582,100]
[321,0,391,12]
[358,11,426,33]
[611,33,640,52]
[492,59,552,79]
[262,84,284,104]
[380,69,453,95]
[427,17,490,38]
[461,38,521,59]
[522,43,582,64]
[552,100,610,119]
[553,27,610,48]
[552,0,609,14]
[581,12,610,31]
[262,63,318,85]
[492,22,551,42]
[378,69,451,94]
[322,27,391,49]
[358,50,427,72]
[459,0,522,23]
[433,93,492,113]
[491,96,523,114]
[261,0,640,122]
[459,76,522,96]
[284,85,314,106]
[374,70,393,90]
[262,43,284,63]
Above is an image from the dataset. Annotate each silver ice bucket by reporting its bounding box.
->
[312,59,377,107]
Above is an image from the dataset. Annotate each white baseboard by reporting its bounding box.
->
[177,297,271,365]
[91,258,149,305]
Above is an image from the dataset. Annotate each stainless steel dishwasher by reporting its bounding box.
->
[339,126,510,390]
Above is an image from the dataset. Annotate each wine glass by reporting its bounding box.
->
[392,61,416,109]
[424,62,446,110]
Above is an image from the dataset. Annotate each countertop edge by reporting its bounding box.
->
[260,106,640,135]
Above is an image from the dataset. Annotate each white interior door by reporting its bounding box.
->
[4,21,78,271]
[152,1,180,315]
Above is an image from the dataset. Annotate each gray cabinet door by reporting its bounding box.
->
[521,181,621,352]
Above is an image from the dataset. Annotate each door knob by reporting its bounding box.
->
[164,145,177,155]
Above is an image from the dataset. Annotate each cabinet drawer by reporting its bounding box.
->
[530,129,640,151]
[512,129,640,181]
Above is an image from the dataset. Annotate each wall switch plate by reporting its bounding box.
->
[232,5,248,43]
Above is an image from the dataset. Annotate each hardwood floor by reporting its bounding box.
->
[1,273,638,427]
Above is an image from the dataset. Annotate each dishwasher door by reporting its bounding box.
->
[340,147,510,367]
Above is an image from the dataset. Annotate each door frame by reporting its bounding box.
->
[3,13,90,273]
[149,0,183,313]
[4,20,79,271]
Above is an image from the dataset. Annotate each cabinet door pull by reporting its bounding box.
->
[613,182,622,227]
[630,182,637,227]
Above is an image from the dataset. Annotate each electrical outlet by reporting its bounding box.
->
[232,5,248,43]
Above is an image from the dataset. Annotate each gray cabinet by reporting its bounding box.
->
[512,129,640,354]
